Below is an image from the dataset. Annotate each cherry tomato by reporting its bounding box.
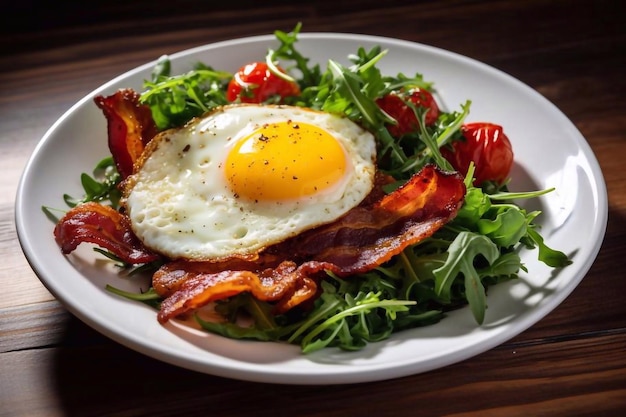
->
[441,122,514,186]
[226,62,300,103]
[376,88,440,136]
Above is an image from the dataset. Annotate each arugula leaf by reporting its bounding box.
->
[300,293,414,353]
[196,294,282,341]
[480,252,524,281]
[196,317,277,341]
[526,227,572,268]
[267,23,321,87]
[433,231,500,324]
[105,285,162,309]
[323,58,411,169]
[140,58,232,130]
[477,206,528,248]
[454,186,492,227]
[41,206,61,223]
[61,156,121,209]
[325,59,384,128]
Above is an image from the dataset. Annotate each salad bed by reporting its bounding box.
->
[49,24,570,353]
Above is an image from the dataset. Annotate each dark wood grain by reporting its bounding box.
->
[2,0,625,415]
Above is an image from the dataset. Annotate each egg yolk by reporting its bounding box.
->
[225,120,348,201]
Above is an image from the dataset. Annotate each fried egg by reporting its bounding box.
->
[123,104,376,261]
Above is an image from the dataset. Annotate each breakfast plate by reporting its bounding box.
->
[15,32,607,384]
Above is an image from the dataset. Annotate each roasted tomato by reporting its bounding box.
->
[376,88,440,137]
[226,61,300,103]
[441,122,514,186]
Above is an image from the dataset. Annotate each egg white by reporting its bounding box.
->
[123,104,376,261]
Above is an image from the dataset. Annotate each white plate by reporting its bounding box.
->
[15,33,608,384]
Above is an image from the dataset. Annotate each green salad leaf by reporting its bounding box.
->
[140,57,232,130]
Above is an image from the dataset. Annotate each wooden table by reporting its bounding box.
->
[2,1,625,415]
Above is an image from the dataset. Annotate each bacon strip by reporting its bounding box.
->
[270,164,466,273]
[54,202,160,264]
[155,165,465,323]
[94,89,157,179]
[152,256,283,296]
[156,260,320,323]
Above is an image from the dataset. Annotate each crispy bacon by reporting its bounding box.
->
[94,89,157,179]
[155,165,465,323]
[152,256,283,296]
[156,260,320,323]
[54,202,160,264]
[270,164,466,273]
